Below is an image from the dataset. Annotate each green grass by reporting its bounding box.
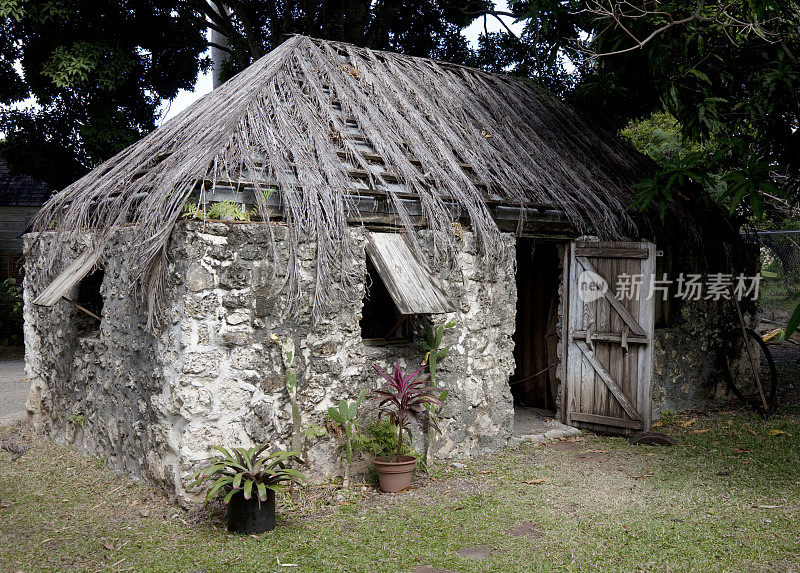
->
[2,405,799,572]
[760,276,800,315]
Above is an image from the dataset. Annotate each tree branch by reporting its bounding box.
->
[580,0,709,58]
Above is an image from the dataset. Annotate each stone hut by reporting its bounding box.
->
[23,36,753,503]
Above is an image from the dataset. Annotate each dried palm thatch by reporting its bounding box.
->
[32,35,651,327]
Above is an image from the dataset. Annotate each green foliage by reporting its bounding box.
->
[42,42,134,90]
[0,0,208,188]
[785,293,800,338]
[0,278,23,346]
[420,319,456,380]
[205,201,251,221]
[190,442,306,504]
[0,0,24,21]
[183,201,253,222]
[301,424,327,441]
[511,0,800,225]
[67,414,84,427]
[353,419,416,459]
[327,392,367,465]
[0,1,505,188]
[420,319,455,467]
[657,409,677,424]
[620,112,710,167]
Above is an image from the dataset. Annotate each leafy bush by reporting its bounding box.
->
[327,392,366,486]
[0,278,23,346]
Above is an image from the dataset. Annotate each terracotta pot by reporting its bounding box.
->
[373,455,416,492]
[227,488,276,534]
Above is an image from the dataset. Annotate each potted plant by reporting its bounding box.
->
[191,442,306,534]
[370,361,443,493]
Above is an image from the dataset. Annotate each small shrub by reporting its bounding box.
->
[658,409,677,424]
[353,419,417,459]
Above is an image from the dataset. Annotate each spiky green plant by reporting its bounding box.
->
[421,319,456,379]
[190,442,306,504]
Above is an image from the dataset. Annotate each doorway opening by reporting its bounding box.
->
[511,239,562,416]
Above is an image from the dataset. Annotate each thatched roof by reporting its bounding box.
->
[33,35,652,325]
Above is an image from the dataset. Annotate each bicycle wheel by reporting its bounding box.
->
[721,328,778,414]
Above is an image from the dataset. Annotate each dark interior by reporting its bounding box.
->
[74,268,105,334]
[360,259,410,342]
[510,240,561,412]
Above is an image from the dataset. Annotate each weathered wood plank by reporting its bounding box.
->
[576,256,646,337]
[571,330,649,344]
[574,340,642,421]
[364,231,455,315]
[560,244,574,423]
[575,247,648,259]
[33,249,102,307]
[569,412,644,430]
[637,242,656,430]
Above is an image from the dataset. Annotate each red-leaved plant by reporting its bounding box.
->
[371,361,443,462]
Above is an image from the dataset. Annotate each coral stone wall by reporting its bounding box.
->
[651,299,758,417]
[24,231,184,494]
[168,222,517,501]
[25,222,517,503]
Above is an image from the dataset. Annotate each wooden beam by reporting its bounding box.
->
[569,412,644,430]
[197,179,555,212]
[61,296,101,321]
[575,247,648,259]
[572,331,649,344]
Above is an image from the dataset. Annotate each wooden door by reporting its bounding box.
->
[564,241,655,432]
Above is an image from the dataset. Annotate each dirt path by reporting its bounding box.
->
[0,360,27,427]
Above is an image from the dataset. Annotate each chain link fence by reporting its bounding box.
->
[756,230,800,321]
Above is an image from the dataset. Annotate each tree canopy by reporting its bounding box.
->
[0,0,505,188]
[2,0,798,226]
[0,0,208,189]
[511,0,800,221]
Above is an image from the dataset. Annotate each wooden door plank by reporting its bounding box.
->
[637,242,656,429]
[574,340,642,421]
[594,274,612,417]
[565,243,582,425]
[576,255,646,336]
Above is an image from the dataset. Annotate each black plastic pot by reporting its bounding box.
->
[227,488,276,534]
